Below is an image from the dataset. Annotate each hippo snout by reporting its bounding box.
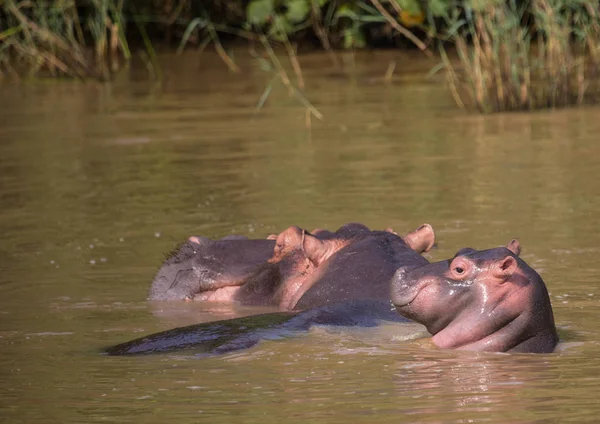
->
[149,269,201,301]
[389,266,420,307]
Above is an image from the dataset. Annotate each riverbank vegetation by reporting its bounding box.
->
[438,0,600,112]
[1,0,599,113]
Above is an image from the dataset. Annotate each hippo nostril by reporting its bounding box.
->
[396,267,406,275]
[393,267,408,282]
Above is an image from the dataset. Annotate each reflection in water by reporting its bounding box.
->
[392,351,553,422]
[148,300,281,328]
[1,50,600,423]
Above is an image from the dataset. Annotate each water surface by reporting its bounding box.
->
[1,50,600,423]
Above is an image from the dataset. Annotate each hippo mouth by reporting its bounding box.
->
[193,286,241,302]
[393,298,420,318]
[392,297,416,309]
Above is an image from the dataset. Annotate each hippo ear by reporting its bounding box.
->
[301,231,330,267]
[266,233,278,240]
[506,239,521,256]
[403,224,435,253]
[272,226,304,259]
[271,226,330,267]
[384,227,399,236]
[494,256,518,281]
[188,236,212,246]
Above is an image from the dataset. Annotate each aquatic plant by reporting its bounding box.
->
[0,0,130,78]
[0,0,435,78]
[436,0,600,112]
[2,0,600,114]
[243,0,430,50]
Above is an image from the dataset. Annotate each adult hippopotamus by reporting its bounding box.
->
[106,239,557,356]
[149,223,435,310]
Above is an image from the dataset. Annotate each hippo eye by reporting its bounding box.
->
[454,267,464,274]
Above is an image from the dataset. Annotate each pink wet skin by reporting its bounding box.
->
[209,224,359,309]
[266,225,353,310]
[180,230,332,304]
[193,286,241,302]
[391,240,558,353]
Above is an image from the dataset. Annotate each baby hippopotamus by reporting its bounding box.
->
[106,240,557,356]
[391,240,558,353]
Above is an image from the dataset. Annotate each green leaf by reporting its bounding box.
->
[255,80,275,113]
[428,0,450,17]
[0,25,23,41]
[334,4,359,21]
[177,17,207,54]
[355,1,379,15]
[426,61,446,78]
[355,15,387,23]
[247,0,275,26]
[445,18,467,37]
[343,24,366,48]
[286,0,311,23]
[395,0,421,15]
[468,0,504,12]
[269,15,294,40]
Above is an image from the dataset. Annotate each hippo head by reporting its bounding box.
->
[236,223,435,310]
[391,240,558,353]
[148,236,275,301]
[233,224,371,309]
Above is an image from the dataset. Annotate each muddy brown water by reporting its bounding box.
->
[1,50,600,423]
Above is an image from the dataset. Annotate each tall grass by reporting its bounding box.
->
[0,0,131,78]
[1,0,435,79]
[439,0,600,112]
[3,1,600,115]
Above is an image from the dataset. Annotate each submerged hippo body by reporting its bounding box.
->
[106,299,407,356]
[107,238,557,356]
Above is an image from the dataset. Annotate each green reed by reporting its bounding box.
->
[438,0,600,112]
[1,0,435,79]
[0,0,130,78]
[4,0,600,116]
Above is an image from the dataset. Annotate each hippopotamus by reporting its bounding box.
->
[106,238,558,356]
[149,223,435,310]
[391,240,558,353]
